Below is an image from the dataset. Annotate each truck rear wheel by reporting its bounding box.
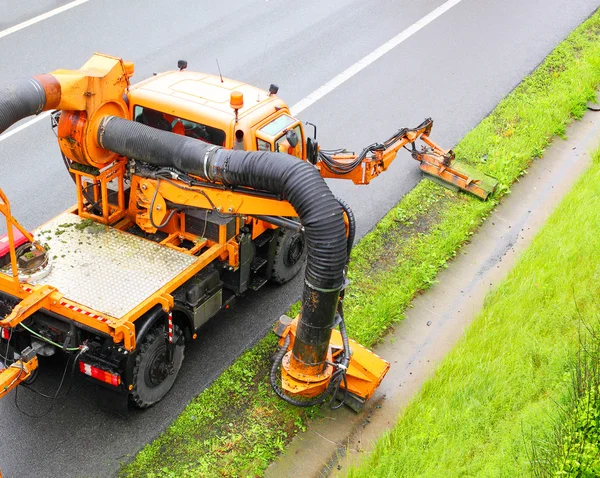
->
[271,229,307,284]
[130,324,185,408]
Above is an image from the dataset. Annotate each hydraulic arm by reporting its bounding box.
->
[312,118,496,200]
[0,348,37,400]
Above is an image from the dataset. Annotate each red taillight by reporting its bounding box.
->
[1,328,9,340]
[79,362,121,386]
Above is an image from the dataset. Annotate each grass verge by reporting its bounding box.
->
[121,9,600,477]
[530,310,600,477]
[346,136,600,478]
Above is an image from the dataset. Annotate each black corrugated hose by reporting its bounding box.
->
[98,116,347,291]
[97,116,350,405]
[0,79,47,135]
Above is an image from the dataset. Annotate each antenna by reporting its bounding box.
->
[258,32,270,101]
[216,59,224,83]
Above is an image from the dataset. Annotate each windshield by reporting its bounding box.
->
[258,115,295,136]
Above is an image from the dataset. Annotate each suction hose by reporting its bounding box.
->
[97,116,348,378]
[0,75,60,134]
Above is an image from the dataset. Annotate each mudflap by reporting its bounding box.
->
[95,384,129,418]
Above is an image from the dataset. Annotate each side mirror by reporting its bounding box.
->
[286,129,299,148]
[307,137,319,165]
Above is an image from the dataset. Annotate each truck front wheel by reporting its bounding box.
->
[130,324,185,408]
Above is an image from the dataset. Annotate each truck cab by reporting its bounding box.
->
[127,70,306,159]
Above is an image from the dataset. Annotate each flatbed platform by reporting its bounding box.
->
[15,213,199,319]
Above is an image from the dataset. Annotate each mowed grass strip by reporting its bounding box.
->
[121,10,600,477]
[346,9,600,347]
[530,290,600,476]
[346,145,600,478]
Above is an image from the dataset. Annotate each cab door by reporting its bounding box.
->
[274,123,304,160]
[253,113,305,160]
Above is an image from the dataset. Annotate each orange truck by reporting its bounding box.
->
[0,54,494,414]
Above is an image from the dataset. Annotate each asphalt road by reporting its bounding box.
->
[0,0,598,476]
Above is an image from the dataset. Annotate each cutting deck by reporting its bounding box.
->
[29,213,197,319]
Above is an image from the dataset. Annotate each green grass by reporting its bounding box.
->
[346,140,600,478]
[528,149,600,478]
[529,308,600,477]
[121,9,600,477]
[121,334,320,477]
[344,9,600,347]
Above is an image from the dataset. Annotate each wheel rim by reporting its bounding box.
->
[145,345,169,387]
[284,234,305,267]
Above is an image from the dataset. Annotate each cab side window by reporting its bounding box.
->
[133,106,226,146]
[257,139,272,151]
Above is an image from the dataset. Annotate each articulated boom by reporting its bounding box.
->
[314,118,495,199]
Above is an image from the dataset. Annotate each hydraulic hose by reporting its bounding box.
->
[98,116,348,377]
[336,197,355,261]
[0,75,60,134]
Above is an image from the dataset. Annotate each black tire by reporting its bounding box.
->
[271,229,307,284]
[130,324,185,408]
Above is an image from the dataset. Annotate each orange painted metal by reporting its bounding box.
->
[140,178,298,217]
[0,53,398,405]
[315,121,435,185]
[127,70,294,153]
[0,285,56,328]
[32,74,61,110]
[249,216,277,240]
[279,320,333,397]
[417,134,494,200]
[316,120,495,199]
[0,189,34,287]
[279,318,390,401]
[53,53,132,169]
[71,159,127,225]
[0,356,38,399]
[0,185,229,352]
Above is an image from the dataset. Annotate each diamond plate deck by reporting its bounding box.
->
[27,213,198,319]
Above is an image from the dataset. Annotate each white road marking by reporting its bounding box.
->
[0,0,92,40]
[0,0,461,142]
[290,0,464,115]
[0,113,51,144]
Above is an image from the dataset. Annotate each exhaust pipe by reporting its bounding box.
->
[97,116,348,377]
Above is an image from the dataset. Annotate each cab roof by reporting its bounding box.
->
[129,70,286,123]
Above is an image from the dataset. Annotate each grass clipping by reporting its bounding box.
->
[121,10,600,478]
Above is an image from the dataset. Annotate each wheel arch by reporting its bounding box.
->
[135,304,166,345]
[171,304,194,342]
[135,303,194,345]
